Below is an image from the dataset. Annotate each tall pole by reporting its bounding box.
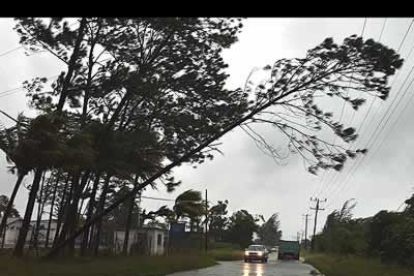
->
[205,189,208,252]
[310,198,326,252]
[302,214,311,250]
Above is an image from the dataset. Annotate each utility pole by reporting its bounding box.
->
[204,189,208,252]
[302,214,311,250]
[310,197,326,252]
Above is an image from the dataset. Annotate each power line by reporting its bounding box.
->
[354,19,389,140]
[141,195,214,203]
[316,19,368,198]
[397,19,414,53]
[0,87,24,96]
[320,19,414,203]
[330,54,414,205]
[0,89,24,99]
[0,21,80,59]
[334,18,367,144]
[350,18,387,129]
[354,72,414,176]
[396,201,406,212]
[0,74,61,100]
[0,46,23,58]
[141,196,174,202]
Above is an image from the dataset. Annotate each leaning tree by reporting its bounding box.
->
[9,17,246,258]
[45,34,403,258]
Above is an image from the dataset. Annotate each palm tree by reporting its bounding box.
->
[0,114,31,244]
[13,113,69,257]
[173,190,204,232]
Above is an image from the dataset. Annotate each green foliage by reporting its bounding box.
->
[367,210,402,256]
[0,253,216,276]
[305,253,414,276]
[208,248,244,261]
[208,200,229,242]
[257,213,282,247]
[6,18,406,259]
[173,189,204,221]
[316,199,367,255]
[316,194,414,267]
[226,209,259,249]
[247,35,403,175]
[212,242,241,250]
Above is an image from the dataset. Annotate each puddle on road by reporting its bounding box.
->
[241,262,265,276]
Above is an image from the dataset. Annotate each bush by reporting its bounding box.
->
[209,248,243,261]
[0,253,216,276]
[305,253,414,276]
[212,242,241,250]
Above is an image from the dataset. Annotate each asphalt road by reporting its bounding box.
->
[168,253,318,276]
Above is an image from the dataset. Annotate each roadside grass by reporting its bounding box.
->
[304,253,414,276]
[209,248,244,261]
[208,242,244,261]
[0,253,216,276]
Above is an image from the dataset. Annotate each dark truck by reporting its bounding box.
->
[277,240,300,260]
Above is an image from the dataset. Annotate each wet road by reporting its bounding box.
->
[168,253,317,276]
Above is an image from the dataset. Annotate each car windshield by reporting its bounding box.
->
[247,245,264,251]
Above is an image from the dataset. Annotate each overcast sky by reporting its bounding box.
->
[1,18,414,240]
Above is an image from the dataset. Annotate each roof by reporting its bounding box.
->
[0,217,22,226]
[114,222,168,232]
[0,217,58,227]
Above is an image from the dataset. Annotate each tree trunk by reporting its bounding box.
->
[32,172,46,251]
[56,170,88,257]
[66,170,91,256]
[13,168,43,257]
[122,175,139,255]
[55,173,78,248]
[56,17,88,112]
[80,171,101,256]
[53,173,71,248]
[81,19,102,128]
[92,173,111,256]
[45,170,61,248]
[0,172,26,248]
[78,177,91,216]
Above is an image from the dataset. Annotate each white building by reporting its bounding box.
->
[114,224,168,255]
[1,217,168,255]
[0,217,58,248]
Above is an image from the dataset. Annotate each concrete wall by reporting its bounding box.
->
[114,228,166,255]
[147,229,165,255]
[1,220,58,248]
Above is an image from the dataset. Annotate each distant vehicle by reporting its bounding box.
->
[244,244,269,263]
[278,240,300,260]
[271,246,279,252]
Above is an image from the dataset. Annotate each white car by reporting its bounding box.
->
[244,244,269,263]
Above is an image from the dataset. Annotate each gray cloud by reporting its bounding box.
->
[1,18,414,239]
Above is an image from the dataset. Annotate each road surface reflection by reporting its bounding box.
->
[242,262,264,276]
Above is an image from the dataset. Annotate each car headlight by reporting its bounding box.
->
[258,252,263,256]
[245,251,249,256]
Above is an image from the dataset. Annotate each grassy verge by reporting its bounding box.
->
[209,248,244,261]
[0,253,216,276]
[304,253,414,276]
